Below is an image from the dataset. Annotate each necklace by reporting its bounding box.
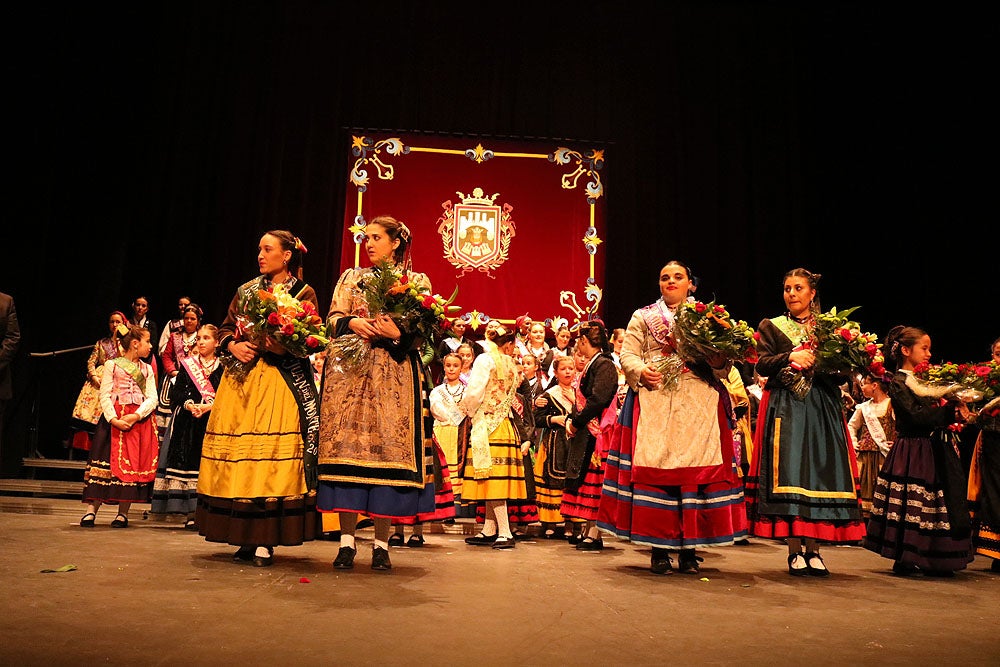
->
[181,330,198,356]
[445,382,465,400]
[788,312,812,324]
[197,355,219,372]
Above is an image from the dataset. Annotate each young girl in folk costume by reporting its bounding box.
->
[79,324,159,528]
[429,353,470,518]
[68,311,128,453]
[533,355,579,539]
[560,324,619,551]
[456,342,476,386]
[525,321,553,387]
[154,303,204,442]
[460,325,534,550]
[507,354,540,538]
[388,357,462,548]
[864,325,974,576]
[150,324,222,529]
[847,372,896,518]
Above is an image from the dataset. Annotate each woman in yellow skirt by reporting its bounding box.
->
[196,230,321,567]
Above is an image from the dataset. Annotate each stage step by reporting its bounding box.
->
[0,479,84,496]
[22,458,88,471]
[0,458,88,498]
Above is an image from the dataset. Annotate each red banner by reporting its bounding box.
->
[340,132,607,334]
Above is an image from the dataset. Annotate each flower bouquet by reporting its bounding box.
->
[655,300,758,391]
[225,283,331,382]
[811,306,882,375]
[778,306,881,400]
[327,258,459,374]
[911,360,1000,406]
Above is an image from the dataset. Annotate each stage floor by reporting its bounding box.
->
[1,497,998,666]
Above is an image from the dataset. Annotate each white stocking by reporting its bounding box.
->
[490,500,512,539]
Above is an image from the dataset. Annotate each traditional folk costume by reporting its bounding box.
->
[968,407,1000,565]
[863,371,973,572]
[721,366,754,479]
[847,395,896,516]
[744,316,864,543]
[533,381,576,526]
[150,354,222,516]
[68,337,121,452]
[599,299,748,550]
[154,326,200,441]
[196,276,321,548]
[317,267,438,520]
[429,378,467,513]
[458,340,532,514]
[559,352,618,523]
[81,356,158,505]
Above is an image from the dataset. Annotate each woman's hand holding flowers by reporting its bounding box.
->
[789,348,816,370]
[229,339,259,363]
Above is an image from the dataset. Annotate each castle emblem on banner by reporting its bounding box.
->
[436,187,516,278]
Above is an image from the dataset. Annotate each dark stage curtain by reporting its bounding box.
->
[2,2,994,464]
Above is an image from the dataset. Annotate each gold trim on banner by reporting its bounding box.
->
[348,134,605,324]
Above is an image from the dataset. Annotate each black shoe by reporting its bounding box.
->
[650,549,673,575]
[371,546,392,571]
[491,536,516,550]
[355,518,375,530]
[677,550,702,574]
[233,546,255,563]
[992,559,1000,573]
[567,532,584,546]
[405,535,425,548]
[333,545,357,570]
[79,513,96,528]
[512,530,528,541]
[803,552,830,577]
[388,533,405,547]
[184,519,197,530]
[892,561,918,576]
[787,553,809,576]
[921,568,955,578]
[465,532,498,546]
[252,547,274,567]
[577,537,604,551]
[110,514,129,529]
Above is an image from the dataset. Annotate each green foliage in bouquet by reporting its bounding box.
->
[811,306,883,375]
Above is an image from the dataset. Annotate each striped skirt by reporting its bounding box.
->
[196,362,318,547]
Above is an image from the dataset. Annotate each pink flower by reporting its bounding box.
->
[267,312,281,326]
[305,335,320,348]
[281,323,295,335]
[695,302,707,313]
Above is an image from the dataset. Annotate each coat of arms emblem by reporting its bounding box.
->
[436,187,516,278]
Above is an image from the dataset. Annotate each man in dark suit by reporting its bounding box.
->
[0,292,21,461]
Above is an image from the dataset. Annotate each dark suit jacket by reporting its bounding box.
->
[0,292,21,400]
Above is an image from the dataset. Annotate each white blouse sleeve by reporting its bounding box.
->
[459,353,493,416]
